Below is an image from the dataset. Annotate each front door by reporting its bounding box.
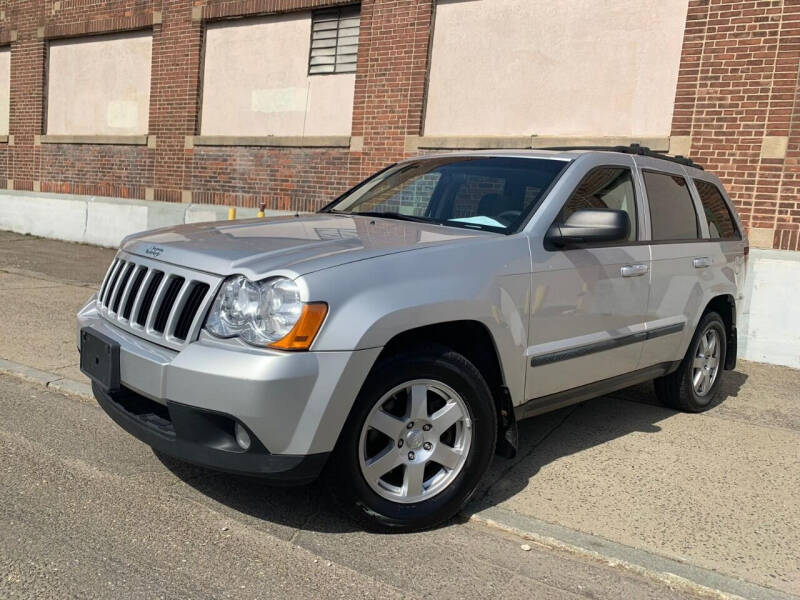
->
[525,160,651,401]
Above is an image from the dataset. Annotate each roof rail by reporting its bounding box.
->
[541,143,703,170]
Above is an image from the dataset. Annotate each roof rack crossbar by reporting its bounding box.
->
[540,143,703,170]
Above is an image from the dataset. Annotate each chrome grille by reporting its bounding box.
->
[96,252,221,350]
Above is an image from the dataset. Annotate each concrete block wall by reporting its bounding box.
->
[0,190,289,248]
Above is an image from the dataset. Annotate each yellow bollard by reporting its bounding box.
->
[228,207,236,220]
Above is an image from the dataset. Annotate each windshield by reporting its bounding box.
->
[321,156,569,233]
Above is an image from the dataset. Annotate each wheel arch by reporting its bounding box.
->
[372,320,518,458]
[702,294,737,370]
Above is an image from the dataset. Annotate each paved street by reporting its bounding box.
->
[1,230,798,599]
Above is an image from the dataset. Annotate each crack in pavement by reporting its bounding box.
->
[289,500,322,544]
[0,267,100,289]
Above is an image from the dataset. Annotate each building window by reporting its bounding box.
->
[309,5,360,74]
[46,31,152,136]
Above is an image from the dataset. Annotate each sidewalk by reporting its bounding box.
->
[1,230,798,598]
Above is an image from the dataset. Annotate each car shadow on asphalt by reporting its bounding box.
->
[154,369,749,534]
[153,450,359,533]
[469,368,750,511]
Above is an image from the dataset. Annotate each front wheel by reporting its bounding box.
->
[326,345,497,532]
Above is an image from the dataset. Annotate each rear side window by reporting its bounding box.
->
[694,179,740,240]
[643,171,699,241]
[558,166,637,241]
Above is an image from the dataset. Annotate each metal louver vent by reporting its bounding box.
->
[309,5,360,75]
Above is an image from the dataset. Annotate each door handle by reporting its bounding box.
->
[693,257,713,269]
[621,264,648,277]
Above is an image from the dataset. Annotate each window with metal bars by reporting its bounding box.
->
[308,5,360,75]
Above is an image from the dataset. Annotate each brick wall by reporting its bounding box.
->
[672,0,800,250]
[1,0,799,251]
[0,0,431,210]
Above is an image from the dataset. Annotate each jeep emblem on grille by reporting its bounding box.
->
[144,246,164,258]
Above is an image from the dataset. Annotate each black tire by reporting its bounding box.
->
[654,312,727,412]
[325,344,497,532]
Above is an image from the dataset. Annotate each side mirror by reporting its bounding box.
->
[547,209,630,247]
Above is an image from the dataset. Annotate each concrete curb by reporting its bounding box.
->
[466,504,797,600]
[0,189,294,248]
[0,358,94,402]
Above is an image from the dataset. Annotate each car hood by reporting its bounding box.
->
[121,213,491,278]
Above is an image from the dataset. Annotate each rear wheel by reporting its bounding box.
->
[326,345,497,532]
[654,311,727,412]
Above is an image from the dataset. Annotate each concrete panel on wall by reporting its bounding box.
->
[46,32,153,135]
[200,13,355,137]
[0,48,10,136]
[740,250,800,369]
[0,191,270,248]
[425,0,689,137]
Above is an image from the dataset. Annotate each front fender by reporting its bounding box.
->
[301,236,532,405]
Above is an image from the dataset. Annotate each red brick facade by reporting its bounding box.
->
[0,0,432,212]
[0,0,798,249]
[673,0,800,250]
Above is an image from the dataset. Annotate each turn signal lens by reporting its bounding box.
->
[268,302,328,351]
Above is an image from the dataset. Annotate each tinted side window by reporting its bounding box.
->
[643,171,699,241]
[559,167,637,241]
[694,179,739,240]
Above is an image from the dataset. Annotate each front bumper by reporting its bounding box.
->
[77,298,381,478]
[93,383,329,482]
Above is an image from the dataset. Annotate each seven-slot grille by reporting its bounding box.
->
[96,252,221,350]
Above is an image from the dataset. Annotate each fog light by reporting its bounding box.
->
[235,423,251,450]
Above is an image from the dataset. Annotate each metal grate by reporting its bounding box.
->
[309,5,360,74]
[96,252,221,350]
[153,277,185,334]
[111,263,135,314]
[122,266,147,321]
[136,271,163,327]
[174,282,210,341]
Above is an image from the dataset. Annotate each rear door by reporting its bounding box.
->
[634,157,710,368]
[525,154,651,400]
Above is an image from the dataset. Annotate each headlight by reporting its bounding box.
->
[205,276,327,350]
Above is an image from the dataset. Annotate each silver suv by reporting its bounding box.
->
[77,146,747,531]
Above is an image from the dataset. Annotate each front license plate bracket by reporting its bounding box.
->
[80,328,120,392]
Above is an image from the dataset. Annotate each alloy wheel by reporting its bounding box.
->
[692,327,721,397]
[358,379,473,504]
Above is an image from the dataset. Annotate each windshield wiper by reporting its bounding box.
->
[350,211,434,224]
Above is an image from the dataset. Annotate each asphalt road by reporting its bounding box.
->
[0,373,706,600]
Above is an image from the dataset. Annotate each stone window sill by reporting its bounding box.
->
[405,135,670,153]
[37,135,150,146]
[187,135,351,149]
